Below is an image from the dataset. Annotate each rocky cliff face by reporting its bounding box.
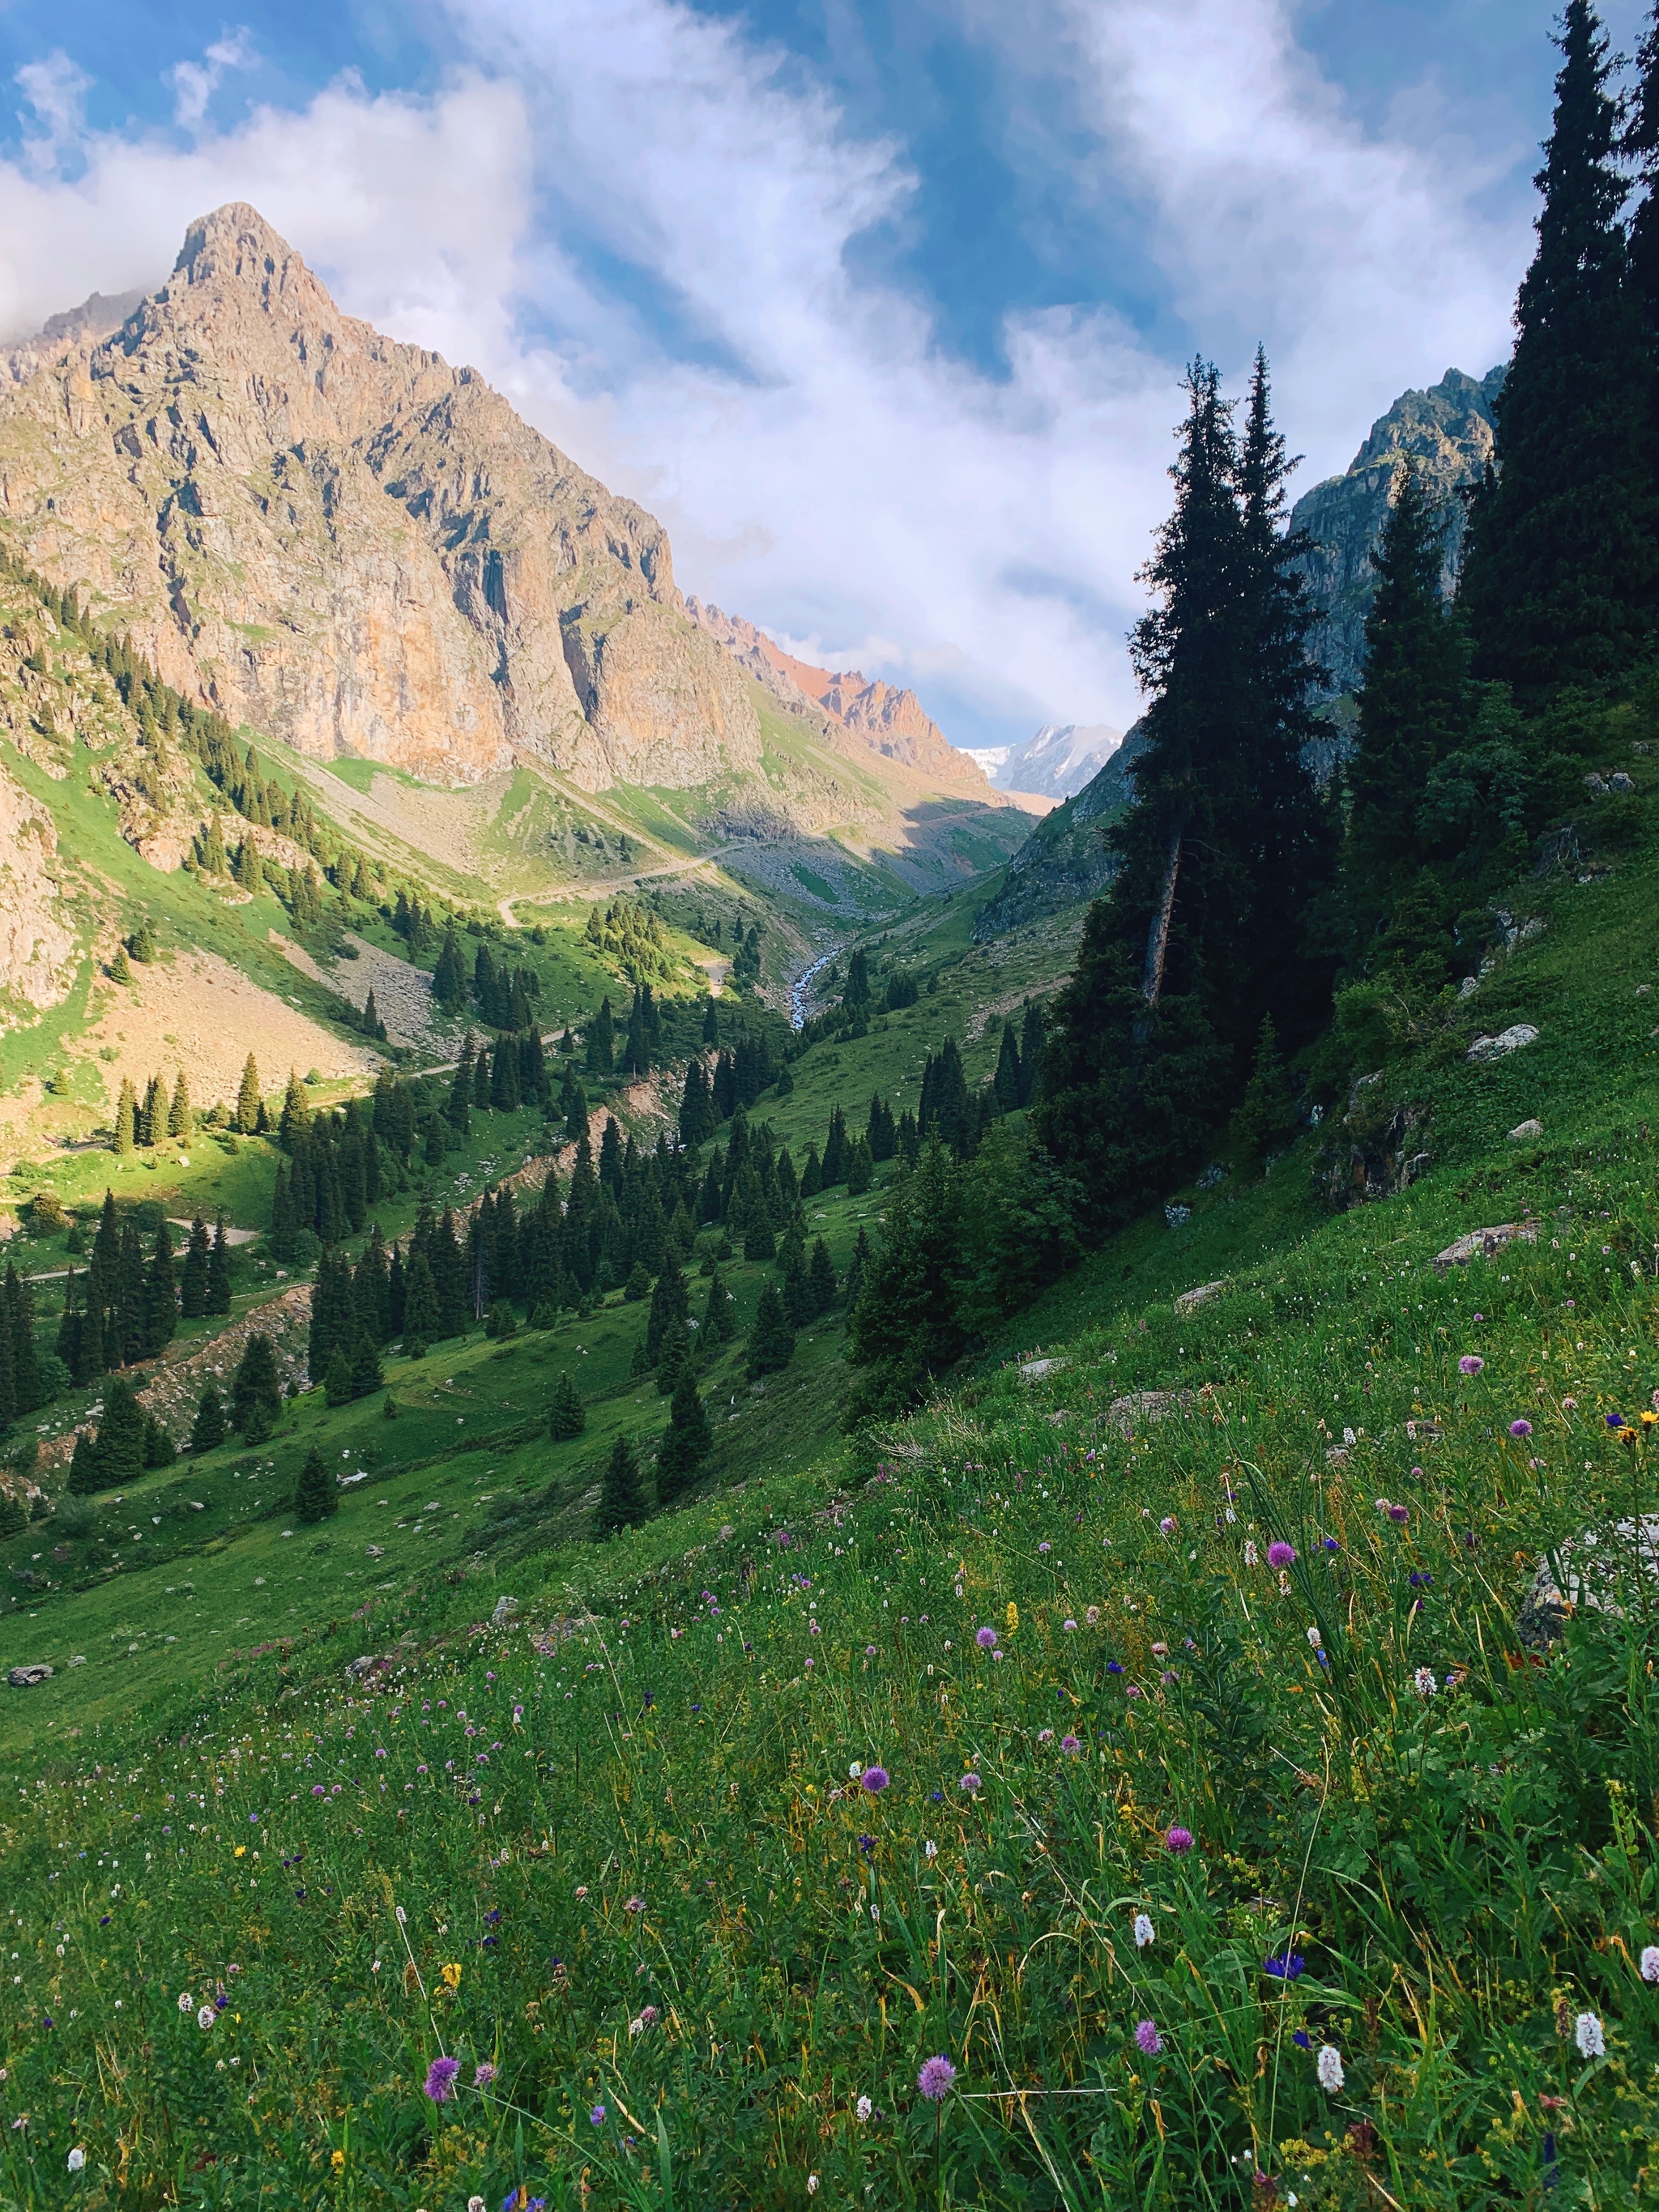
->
[1291,364,1505,695]
[684,595,991,792]
[0,203,759,791]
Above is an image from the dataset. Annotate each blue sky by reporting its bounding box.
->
[0,0,1641,744]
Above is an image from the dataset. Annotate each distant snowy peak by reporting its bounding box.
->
[969,722,1122,800]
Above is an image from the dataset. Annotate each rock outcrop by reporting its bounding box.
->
[0,757,78,1025]
[1291,365,1506,695]
[684,596,990,792]
[0,203,760,792]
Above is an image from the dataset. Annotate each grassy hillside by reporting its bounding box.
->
[0,743,1653,2206]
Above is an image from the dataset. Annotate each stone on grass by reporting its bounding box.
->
[1175,1281,1226,1314]
[1431,1221,1539,1271]
[1518,1517,1659,1646]
[1466,1025,1539,1063]
[7,1664,52,1688]
[1508,1119,1544,1141]
[490,1594,519,1627]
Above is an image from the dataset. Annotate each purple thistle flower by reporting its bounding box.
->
[1509,1419,1533,1438]
[861,1766,889,1793]
[1458,1355,1483,1376]
[1387,1504,1409,1523]
[424,2056,461,2103]
[474,2061,497,2087]
[1158,1516,1176,1536]
[1060,1734,1081,1754]
[975,1626,998,1649]
[1165,1825,1194,1853]
[1134,2019,1162,2056]
[959,1771,982,1795]
[1267,1541,1295,1570]
[917,2054,957,2101]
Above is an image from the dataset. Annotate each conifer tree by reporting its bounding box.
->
[279,1070,310,1151]
[207,1217,232,1315]
[324,1345,355,1406]
[1461,0,1659,690]
[746,1280,795,1381]
[844,1143,965,1421]
[1229,1016,1300,1170]
[1017,1000,1045,1107]
[993,1026,1023,1115]
[113,1079,136,1157]
[586,996,615,1075]
[189,1383,227,1453]
[782,1246,810,1328]
[706,1268,736,1343]
[596,1432,646,1535]
[350,1333,383,1399]
[236,1055,261,1136]
[295,1446,337,1524]
[1344,462,1472,932]
[806,1237,837,1318]
[142,1218,177,1354]
[142,1414,177,1469]
[94,1376,145,1487]
[548,1370,586,1441]
[168,1069,191,1138]
[655,1363,711,1504]
[67,1427,104,1496]
[842,1226,872,1319]
[403,1251,440,1354]
[231,1333,282,1434]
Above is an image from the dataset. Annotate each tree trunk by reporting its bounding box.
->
[1141,829,1183,1005]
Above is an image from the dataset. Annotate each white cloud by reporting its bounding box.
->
[0,0,1534,740]
[169,30,257,132]
[15,52,92,177]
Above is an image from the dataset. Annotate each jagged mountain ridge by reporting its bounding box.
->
[0,204,766,793]
[1291,364,1506,694]
[683,596,993,794]
[967,721,1122,801]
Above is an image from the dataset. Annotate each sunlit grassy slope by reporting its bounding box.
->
[4,808,1659,2205]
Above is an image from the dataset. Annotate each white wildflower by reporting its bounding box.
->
[1243,1541,1259,1567]
[1413,1667,1437,1699]
[1133,1913,1155,1950]
[1316,2044,1344,2092]
[1642,1946,1659,1984]
[855,2095,872,2122]
[177,1991,193,2013]
[1576,2011,1606,2058]
[68,2147,86,2173]
[197,2005,216,2031]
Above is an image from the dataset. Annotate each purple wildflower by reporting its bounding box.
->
[1509,1419,1533,1438]
[474,2061,497,2088]
[590,2104,607,2126]
[1158,1516,1177,1536]
[861,1766,889,1794]
[917,2055,957,2101]
[1458,1355,1483,1376]
[1388,1504,1410,1523]
[1263,1953,1305,1980]
[1060,1734,1081,1754]
[1165,1825,1194,1853]
[975,1626,998,1649]
[959,1771,982,1795]
[1267,1541,1295,1570]
[1134,2020,1162,2056]
[1322,1536,1338,1551]
[424,2056,461,2103]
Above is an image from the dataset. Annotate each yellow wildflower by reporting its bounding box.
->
[441,1962,462,1991]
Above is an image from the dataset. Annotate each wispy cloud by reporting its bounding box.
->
[15,51,92,177]
[168,30,257,133]
[0,0,1534,742]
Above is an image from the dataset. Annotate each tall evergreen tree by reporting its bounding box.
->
[189,1383,227,1454]
[295,1447,337,1524]
[596,1432,646,1535]
[230,1334,282,1436]
[1344,462,1473,931]
[655,1363,711,1504]
[94,1377,145,1488]
[236,1055,262,1136]
[548,1370,586,1441]
[844,1143,966,1421]
[142,1219,177,1354]
[207,1217,232,1315]
[1461,0,1659,691]
[746,1280,795,1381]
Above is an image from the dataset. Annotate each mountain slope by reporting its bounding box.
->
[970,722,1146,939]
[1292,364,1505,693]
[0,203,758,792]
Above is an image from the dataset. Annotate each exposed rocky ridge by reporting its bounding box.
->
[0,203,759,793]
[0,757,77,1023]
[971,723,1147,940]
[1291,364,1506,695]
[3,288,147,380]
[684,596,992,793]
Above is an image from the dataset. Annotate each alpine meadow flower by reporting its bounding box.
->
[855,2095,872,2122]
[590,2104,607,2125]
[1060,1733,1081,1754]
[923,1840,938,1859]
[196,2005,217,2032]
[1317,2044,1345,2092]
[975,1626,998,1649]
[473,2061,497,2087]
[959,1772,982,1795]
[1576,2012,1606,2059]
[1133,1912,1155,1949]
[1158,1516,1176,1536]
[177,1992,193,2014]
[1267,1541,1296,1570]
[1264,1953,1305,1980]
[1642,1946,1659,1983]
[1165,1825,1194,1854]
[1243,1540,1260,1566]
[1459,1356,1484,1376]
[861,1766,889,1794]
[67,2148,85,2174]
[1509,1419,1533,1438]
[424,2056,461,2103]
[1413,1668,1438,1699]
[1134,2019,1162,2056]
[917,2054,957,2101]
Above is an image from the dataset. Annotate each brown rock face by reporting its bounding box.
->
[684,596,991,792]
[0,203,759,791]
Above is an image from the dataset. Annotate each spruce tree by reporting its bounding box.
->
[189,1384,227,1453]
[231,1333,282,1433]
[548,1370,586,1441]
[403,1251,440,1354]
[142,1218,177,1354]
[168,1069,191,1138]
[350,1334,384,1398]
[141,1414,177,1469]
[236,1055,262,1136]
[207,1217,232,1315]
[295,1446,337,1524]
[781,1247,810,1328]
[324,1345,355,1407]
[655,1363,711,1505]
[842,1226,872,1319]
[844,1144,965,1421]
[746,1281,795,1380]
[95,1377,145,1487]
[1229,1016,1300,1170]
[1345,462,1472,932]
[1461,0,1659,691]
[448,1038,474,1134]
[113,1079,136,1157]
[705,1268,736,1343]
[67,1428,104,1496]
[806,1237,837,1318]
[596,1432,646,1535]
